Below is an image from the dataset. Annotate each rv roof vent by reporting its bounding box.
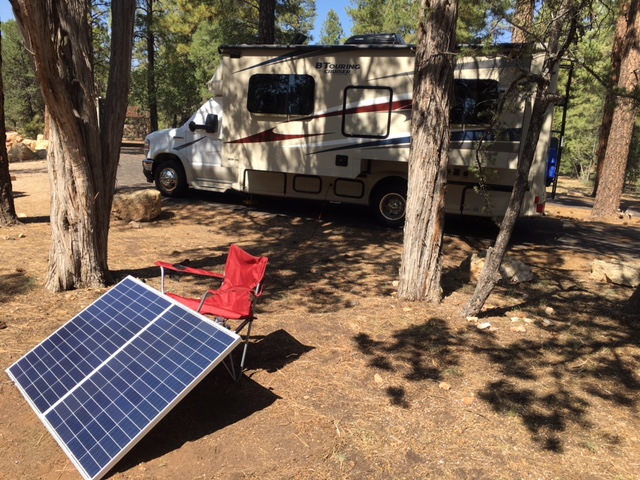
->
[344,33,406,45]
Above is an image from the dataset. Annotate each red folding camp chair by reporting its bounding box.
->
[156,244,268,380]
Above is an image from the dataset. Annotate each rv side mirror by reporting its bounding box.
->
[204,113,219,133]
[188,114,219,133]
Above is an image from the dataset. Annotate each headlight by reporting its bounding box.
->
[144,138,150,156]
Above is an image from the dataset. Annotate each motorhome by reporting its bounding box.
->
[142,35,558,227]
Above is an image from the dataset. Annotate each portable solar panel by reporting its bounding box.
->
[6,275,241,480]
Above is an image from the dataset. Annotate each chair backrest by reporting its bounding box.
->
[221,244,269,297]
[213,245,268,318]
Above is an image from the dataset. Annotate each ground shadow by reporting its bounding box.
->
[354,318,461,409]
[108,328,311,475]
[0,271,34,303]
[108,370,280,476]
[471,300,640,452]
[243,328,315,374]
[353,284,640,453]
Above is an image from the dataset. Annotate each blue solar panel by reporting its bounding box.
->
[6,276,241,480]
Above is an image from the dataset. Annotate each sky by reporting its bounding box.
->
[0,1,354,43]
[311,0,353,43]
[0,0,12,23]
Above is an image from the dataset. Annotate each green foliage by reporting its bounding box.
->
[92,4,111,98]
[319,9,344,44]
[1,20,44,136]
[277,0,317,43]
[346,0,493,44]
[130,0,317,129]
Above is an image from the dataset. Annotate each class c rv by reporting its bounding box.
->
[142,34,559,227]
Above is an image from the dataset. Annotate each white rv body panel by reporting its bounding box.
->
[143,43,557,225]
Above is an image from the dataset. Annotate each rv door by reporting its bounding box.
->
[184,98,234,185]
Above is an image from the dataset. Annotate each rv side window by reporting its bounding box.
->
[342,86,393,139]
[451,79,500,125]
[247,74,315,116]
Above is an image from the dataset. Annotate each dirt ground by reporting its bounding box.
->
[1,159,640,480]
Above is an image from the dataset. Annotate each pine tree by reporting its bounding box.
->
[319,9,344,44]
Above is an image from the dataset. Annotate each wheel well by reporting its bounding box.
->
[369,176,407,202]
[153,154,183,176]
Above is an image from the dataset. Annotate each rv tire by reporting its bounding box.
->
[370,179,407,228]
[155,160,188,197]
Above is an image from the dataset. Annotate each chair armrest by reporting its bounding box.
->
[155,261,224,279]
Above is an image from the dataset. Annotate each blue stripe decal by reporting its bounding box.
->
[311,136,411,155]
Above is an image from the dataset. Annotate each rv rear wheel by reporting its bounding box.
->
[371,179,407,228]
[155,160,187,197]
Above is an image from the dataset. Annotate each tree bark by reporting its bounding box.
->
[0,30,19,226]
[592,5,627,196]
[397,0,458,302]
[592,0,640,218]
[511,0,535,43]
[146,0,158,132]
[11,0,136,291]
[259,0,276,44]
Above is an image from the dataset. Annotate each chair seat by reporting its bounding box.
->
[165,292,251,320]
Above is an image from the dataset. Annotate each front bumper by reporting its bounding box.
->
[142,158,154,182]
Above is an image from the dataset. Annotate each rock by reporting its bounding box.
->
[111,189,162,222]
[374,373,383,384]
[439,382,451,390]
[462,251,534,284]
[590,259,640,288]
[34,136,49,158]
[500,256,534,283]
[9,142,38,162]
[477,322,491,330]
[462,396,475,405]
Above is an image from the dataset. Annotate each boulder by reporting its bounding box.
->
[9,142,38,162]
[111,189,162,222]
[34,137,49,158]
[464,251,534,284]
[590,259,640,288]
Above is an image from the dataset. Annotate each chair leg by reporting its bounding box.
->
[221,319,253,382]
[239,320,253,373]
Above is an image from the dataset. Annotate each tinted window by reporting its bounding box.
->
[247,74,315,116]
[451,79,500,125]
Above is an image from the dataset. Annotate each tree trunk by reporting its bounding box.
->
[146,0,158,132]
[460,0,573,317]
[592,5,627,196]
[592,0,640,218]
[11,0,136,291]
[511,0,535,43]
[461,92,554,317]
[0,30,19,226]
[259,0,276,44]
[397,0,458,302]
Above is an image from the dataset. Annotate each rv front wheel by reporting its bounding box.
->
[155,160,187,197]
[371,180,407,228]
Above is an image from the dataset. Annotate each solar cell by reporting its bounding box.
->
[6,275,241,480]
